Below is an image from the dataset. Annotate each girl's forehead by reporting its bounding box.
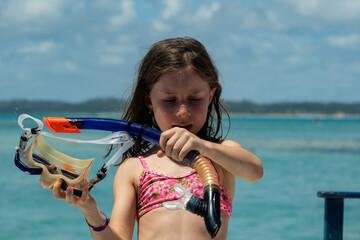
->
[153,68,210,93]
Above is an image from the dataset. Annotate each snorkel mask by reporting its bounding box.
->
[15,114,222,238]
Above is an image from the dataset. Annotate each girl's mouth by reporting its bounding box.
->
[173,124,192,131]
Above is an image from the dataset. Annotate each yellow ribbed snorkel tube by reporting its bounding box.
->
[183,151,222,238]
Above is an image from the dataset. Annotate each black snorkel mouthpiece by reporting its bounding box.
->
[184,151,222,238]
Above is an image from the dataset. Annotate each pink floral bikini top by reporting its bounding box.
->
[136,156,232,219]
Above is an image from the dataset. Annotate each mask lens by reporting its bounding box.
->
[23,135,93,190]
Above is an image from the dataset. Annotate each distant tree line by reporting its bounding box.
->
[0,98,126,113]
[224,100,360,115]
[1,98,359,115]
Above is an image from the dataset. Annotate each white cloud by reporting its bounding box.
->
[284,55,302,66]
[281,0,360,22]
[75,35,84,45]
[152,0,183,32]
[327,34,359,47]
[152,0,221,32]
[18,41,56,54]
[348,61,360,73]
[63,61,78,71]
[0,0,65,26]
[264,10,287,31]
[161,0,183,19]
[152,19,171,32]
[100,55,124,65]
[108,0,136,29]
[194,2,220,21]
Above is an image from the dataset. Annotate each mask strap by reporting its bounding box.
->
[104,140,134,168]
[18,114,44,132]
[40,131,132,145]
[18,114,132,145]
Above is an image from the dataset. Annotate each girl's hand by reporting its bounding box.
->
[158,127,206,161]
[52,179,113,236]
[52,178,97,213]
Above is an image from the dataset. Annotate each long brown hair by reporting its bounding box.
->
[119,37,230,159]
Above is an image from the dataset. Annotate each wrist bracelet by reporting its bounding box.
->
[86,210,109,232]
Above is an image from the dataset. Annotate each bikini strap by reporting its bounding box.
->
[138,156,148,170]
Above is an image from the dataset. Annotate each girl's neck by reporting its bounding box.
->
[145,146,192,167]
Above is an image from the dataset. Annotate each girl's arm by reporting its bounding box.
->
[52,157,138,240]
[107,158,138,239]
[204,139,263,183]
[86,158,137,240]
[159,127,263,182]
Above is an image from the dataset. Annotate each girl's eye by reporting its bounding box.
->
[163,98,176,103]
[189,97,201,101]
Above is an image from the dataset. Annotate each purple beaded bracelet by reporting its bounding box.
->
[86,210,109,232]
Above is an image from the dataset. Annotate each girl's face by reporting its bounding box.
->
[147,67,216,134]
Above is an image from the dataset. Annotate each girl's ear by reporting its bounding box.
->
[208,87,217,105]
[145,94,153,111]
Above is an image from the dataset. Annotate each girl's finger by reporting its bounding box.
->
[165,136,179,159]
[159,129,174,151]
[79,180,90,204]
[157,149,165,158]
[171,135,188,160]
[65,186,75,203]
[178,139,196,161]
[53,179,66,199]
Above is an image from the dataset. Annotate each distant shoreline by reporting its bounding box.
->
[228,112,360,119]
[1,98,359,116]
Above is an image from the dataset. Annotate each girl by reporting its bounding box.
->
[52,37,263,240]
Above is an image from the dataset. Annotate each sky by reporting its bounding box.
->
[0,0,359,103]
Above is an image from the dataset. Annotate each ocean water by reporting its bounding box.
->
[1,113,359,240]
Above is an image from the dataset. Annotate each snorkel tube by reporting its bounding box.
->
[181,151,221,238]
[43,117,221,238]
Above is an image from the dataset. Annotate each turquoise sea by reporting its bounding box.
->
[1,113,359,240]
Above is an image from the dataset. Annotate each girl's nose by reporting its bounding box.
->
[176,104,190,118]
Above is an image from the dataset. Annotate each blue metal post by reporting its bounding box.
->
[324,198,343,240]
[318,191,360,240]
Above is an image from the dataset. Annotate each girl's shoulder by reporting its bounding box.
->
[114,156,144,186]
[118,150,157,173]
[219,139,242,147]
[120,156,142,168]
